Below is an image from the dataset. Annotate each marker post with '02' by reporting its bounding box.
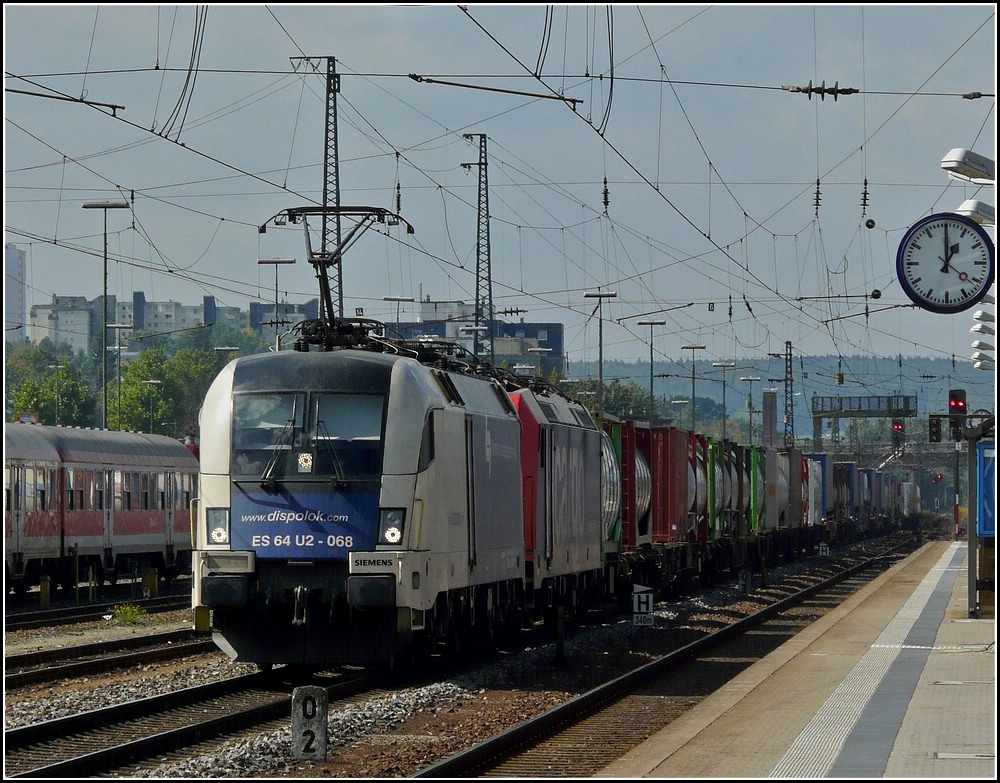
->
[292,685,328,760]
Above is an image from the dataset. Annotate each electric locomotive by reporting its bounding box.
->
[193,337,529,667]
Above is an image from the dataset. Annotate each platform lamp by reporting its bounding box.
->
[47,364,65,425]
[82,199,130,430]
[382,295,414,325]
[107,323,131,429]
[528,346,552,374]
[671,399,689,426]
[460,325,488,358]
[637,320,666,417]
[712,361,737,439]
[142,379,163,433]
[741,376,761,446]
[681,344,706,431]
[584,289,617,414]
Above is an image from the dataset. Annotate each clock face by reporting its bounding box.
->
[896,213,995,314]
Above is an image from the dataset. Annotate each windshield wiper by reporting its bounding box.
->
[316,419,349,489]
[260,417,296,492]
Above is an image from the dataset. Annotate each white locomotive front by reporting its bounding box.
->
[192,349,524,668]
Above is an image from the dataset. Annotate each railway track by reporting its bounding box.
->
[4,630,217,689]
[412,556,895,777]
[3,668,376,778]
[4,533,927,778]
[4,595,191,632]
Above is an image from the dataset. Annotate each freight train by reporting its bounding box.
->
[190,317,917,671]
[4,423,200,595]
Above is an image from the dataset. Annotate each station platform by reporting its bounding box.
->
[597,540,996,779]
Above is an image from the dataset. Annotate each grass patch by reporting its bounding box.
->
[111,603,149,625]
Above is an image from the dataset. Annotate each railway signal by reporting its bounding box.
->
[928,415,943,443]
[948,389,967,440]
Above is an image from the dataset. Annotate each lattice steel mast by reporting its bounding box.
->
[462,134,493,363]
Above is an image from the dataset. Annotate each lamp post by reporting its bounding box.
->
[82,199,130,430]
[107,323,130,429]
[382,295,414,325]
[671,399,689,426]
[711,361,736,439]
[47,364,64,425]
[681,344,706,431]
[584,290,617,415]
[637,320,666,417]
[528,346,552,374]
[258,258,296,351]
[459,324,488,358]
[142,379,163,433]
[741,376,760,446]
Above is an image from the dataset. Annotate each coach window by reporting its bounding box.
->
[140,472,151,511]
[24,467,37,511]
[125,471,138,511]
[3,466,11,512]
[114,470,127,511]
[180,473,193,508]
[38,468,49,511]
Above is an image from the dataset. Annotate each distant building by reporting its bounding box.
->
[4,243,28,343]
[249,298,320,336]
[28,291,249,353]
[388,296,565,376]
[29,295,93,353]
[122,292,249,335]
[22,286,564,375]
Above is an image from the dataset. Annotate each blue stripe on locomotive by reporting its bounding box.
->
[230,486,377,558]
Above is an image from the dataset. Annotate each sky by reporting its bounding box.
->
[4,4,997,375]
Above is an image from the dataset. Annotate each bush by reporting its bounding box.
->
[112,603,148,625]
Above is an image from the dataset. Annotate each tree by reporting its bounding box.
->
[4,341,96,426]
[165,348,232,436]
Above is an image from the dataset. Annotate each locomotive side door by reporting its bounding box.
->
[464,414,477,571]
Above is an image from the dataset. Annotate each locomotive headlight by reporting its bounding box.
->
[378,508,406,545]
[206,508,230,546]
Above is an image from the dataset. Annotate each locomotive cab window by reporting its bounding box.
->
[232,392,383,481]
[312,393,385,481]
[232,393,305,478]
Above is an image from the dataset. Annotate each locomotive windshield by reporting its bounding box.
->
[232,391,384,482]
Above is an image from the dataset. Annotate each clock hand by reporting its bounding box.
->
[940,226,952,272]
[940,243,963,274]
